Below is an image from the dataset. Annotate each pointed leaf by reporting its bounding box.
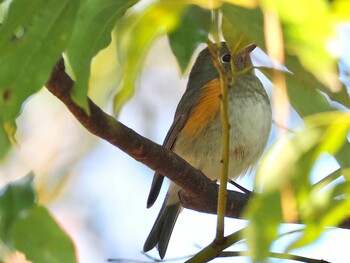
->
[66,0,138,112]
[0,174,35,244]
[113,2,182,114]
[168,5,211,73]
[335,142,350,170]
[262,0,339,90]
[0,0,79,144]
[221,4,266,50]
[0,174,77,262]
[11,205,77,263]
[258,67,332,117]
[285,54,350,109]
[222,15,252,52]
[244,191,283,261]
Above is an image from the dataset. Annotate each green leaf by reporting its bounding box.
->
[262,0,339,90]
[285,54,350,109]
[258,67,332,117]
[221,4,266,50]
[0,174,77,262]
[168,5,211,73]
[289,113,350,250]
[221,3,350,109]
[244,191,283,261]
[113,1,182,114]
[11,205,77,263]
[0,0,79,145]
[290,180,350,250]
[244,111,350,261]
[286,73,331,117]
[0,174,35,244]
[66,0,138,112]
[0,122,12,160]
[335,142,350,170]
[222,15,252,52]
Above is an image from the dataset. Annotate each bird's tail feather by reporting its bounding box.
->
[143,202,182,259]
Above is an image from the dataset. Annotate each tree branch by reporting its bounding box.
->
[45,58,350,229]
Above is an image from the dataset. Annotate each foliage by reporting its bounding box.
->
[0,0,349,262]
[0,174,76,262]
[245,112,350,261]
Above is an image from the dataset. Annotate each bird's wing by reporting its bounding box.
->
[146,78,221,208]
[146,89,196,208]
[146,111,192,208]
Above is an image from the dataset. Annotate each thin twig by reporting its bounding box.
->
[229,180,251,194]
[219,251,330,263]
[108,252,193,262]
[313,168,343,188]
[207,39,231,245]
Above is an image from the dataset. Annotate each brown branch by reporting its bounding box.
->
[45,58,350,229]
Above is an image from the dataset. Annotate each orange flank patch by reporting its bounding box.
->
[182,78,221,136]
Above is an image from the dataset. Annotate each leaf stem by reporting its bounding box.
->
[313,168,342,188]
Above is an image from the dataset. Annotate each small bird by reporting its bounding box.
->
[143,42,272,259]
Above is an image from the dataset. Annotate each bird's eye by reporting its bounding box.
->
[221,53,231,63]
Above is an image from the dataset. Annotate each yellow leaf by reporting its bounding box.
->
[223,0,258,8]
[261,0,340,91]
[183,0,258,9]
[114,1,182,114]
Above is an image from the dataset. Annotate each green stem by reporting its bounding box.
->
[219,251,330,263]
[185,229,244,262]
[207,40,230,244]
[313,168,342,188]
[217,66,230,243]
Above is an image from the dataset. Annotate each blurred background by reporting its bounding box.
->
[1,29,350,262]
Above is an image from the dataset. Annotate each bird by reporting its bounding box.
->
[143,42,272,259]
